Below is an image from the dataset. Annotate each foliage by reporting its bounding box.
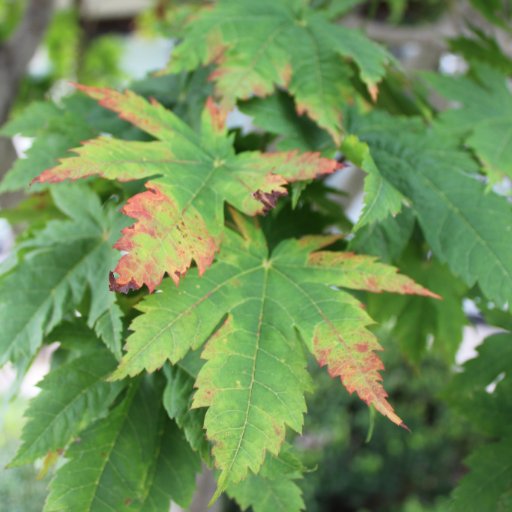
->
[1,1,512,511]
[6,5,124,115]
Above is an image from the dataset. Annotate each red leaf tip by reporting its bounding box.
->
[205,97,227,132]
[399,421,411,433]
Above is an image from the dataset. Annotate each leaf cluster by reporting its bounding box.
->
[1,1,512,510]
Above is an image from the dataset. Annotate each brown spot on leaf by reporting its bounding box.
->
[253,188,286,214]
[365,277,380,292]
[273,423,284,438]
[109,272,138,294]
[355,343,369,353]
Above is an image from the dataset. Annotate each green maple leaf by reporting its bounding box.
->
[450,438,512,512]
[109,211,436,493]
[369,250,467,364]
[445,333,512,438]
[425,64,512,183]
[35,85,338,292]
[0,94,134,193]
[240,91,334,152]
[45,379,200,512]
[10,348,124,467]
[444,334,512,510]
[162,364,209,457]
[448,27,512,75]
[349,207,415,263]
[0,70,212,193]
[346,108,512,307]
[341,134,405,229]
[227,446,305,512]
[0,184,125,365]
[168,0,392,142]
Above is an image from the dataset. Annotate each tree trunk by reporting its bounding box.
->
[0,0,54,207]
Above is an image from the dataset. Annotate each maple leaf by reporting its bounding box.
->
[45,379,200,512]
[448,26,512,76]
[241,91,334,152]
[227,446,305,512]
[349,208,415,263]
[0,94,133,193]
[168,0,392,142]
[445,333,512,438]
[34,85,338,292]
[341,134,405,229]
[368,250,467,364]
[346,108,512,307]
[109,211,436,493]
[163,364,209,457]
[10,348,124,468]
[451,438,512,512]
[425,63,512,183]
[0,184,126,365]
[445,333,512,511]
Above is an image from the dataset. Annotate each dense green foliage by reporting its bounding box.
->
[1,1,512,510]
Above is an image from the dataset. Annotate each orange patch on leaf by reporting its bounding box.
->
[368,84,379,102]
[205,97,227,132]
[312,324,403,427]
[112,184,219,293]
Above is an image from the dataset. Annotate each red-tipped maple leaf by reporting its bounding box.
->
[108,212,439,492]
[168,0,392,143]
[34,86,338,292]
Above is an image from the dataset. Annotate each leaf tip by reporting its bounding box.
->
[205,96,227,132]
[399,421,411,433]
[368,84,379,102]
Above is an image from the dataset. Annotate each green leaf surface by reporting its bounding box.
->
[342,134,404,229]
[448,27,512,75]
[369,251,467,364]
[227,446,305,512]
[0,94,135,193]
[240,92,333,152]
[347,108,512,306]
[451,437,512,512]
[45,380,200,512]
[11,349,124,467]
[0,184,125,364]
[110,212,434,492]
[445,333,512,437]
[94,303,124,360]
[349,207,415,263]
[447,334,512,510]
[425,64,512,183]
[35,85,338,292]
[168,0,392,141]
[163,364,208,457]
